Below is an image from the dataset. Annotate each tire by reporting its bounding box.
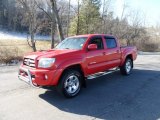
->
[56,69,82,98]
[120,58,133,75]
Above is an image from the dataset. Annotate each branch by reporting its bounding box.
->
[34,0,53,21]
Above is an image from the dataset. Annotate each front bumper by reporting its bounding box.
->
[18,67,38,87]
[18,65,63,87]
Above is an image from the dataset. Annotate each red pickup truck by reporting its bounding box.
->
[18,34,137,98]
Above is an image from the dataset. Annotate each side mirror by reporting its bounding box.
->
[88,44,97,51]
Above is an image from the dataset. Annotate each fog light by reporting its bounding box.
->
[45,75,48,80]
[31,75,35,80]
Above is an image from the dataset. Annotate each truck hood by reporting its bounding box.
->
[24,49,78,60]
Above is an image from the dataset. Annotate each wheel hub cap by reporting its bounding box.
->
[64,75,79,94]
[126,61,132,73]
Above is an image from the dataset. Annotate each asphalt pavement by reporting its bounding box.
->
[0,55,160,120]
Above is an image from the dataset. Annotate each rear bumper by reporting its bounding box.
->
[18,65,63,87]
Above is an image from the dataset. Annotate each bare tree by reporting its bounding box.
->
[126,10,146,45]
[35,0,65,48]
[57,0,71,37]
[50,0,64,41]
[101,0,112,33]
[17,0,39,52]
[35,0,56,48]
[66,0,71,37]
[76,0,80,35]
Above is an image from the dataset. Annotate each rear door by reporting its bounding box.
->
[104,36,121,69]
[85,36,107,75]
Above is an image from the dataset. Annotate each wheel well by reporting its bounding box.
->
[59,64,86,87]
[63,64,83,74]
[126,54,133,67]
[126,54,133,60]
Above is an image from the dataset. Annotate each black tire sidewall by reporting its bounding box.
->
[124,59,133,75]
[61,70,82,98]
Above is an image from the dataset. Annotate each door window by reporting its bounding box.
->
[89,37,104,50]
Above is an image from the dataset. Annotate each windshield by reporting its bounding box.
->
[55,37,88,50]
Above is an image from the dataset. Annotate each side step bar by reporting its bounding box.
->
[87,68,119,80]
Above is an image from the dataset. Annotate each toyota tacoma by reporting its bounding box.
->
[18,34,137,98]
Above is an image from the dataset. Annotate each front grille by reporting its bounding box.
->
[23,58,36,68]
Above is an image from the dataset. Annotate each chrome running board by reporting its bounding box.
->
[87,68,119,80]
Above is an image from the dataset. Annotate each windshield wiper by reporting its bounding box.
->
[64,48,70,49]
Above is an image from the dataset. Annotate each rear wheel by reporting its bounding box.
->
[56,69,82,98]
[120,58,133,75]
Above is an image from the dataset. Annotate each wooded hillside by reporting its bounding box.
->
[0,0,159,52]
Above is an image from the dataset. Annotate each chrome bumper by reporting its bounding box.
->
[18,67,38,87]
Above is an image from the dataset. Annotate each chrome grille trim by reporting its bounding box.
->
[23,58,36,68]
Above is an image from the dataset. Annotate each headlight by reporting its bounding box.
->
[38,58,55,68]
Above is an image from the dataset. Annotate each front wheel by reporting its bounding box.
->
[56,69,82,98]
[120,58,133,75]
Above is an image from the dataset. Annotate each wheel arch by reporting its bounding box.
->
[120,53,133,67]
[58,64,86,87]
[126,54,133,68]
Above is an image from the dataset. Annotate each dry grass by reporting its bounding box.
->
[0,39,51,64]
[141,37,160,52]
[119,38,160,52]
[0,38,160,64]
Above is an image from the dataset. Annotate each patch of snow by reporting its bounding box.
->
[0,30,51,41]
[138,51,160,55]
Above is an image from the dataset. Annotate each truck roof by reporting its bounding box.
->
[68,34,115,38]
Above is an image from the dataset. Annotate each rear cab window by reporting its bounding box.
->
[104,36,117,49]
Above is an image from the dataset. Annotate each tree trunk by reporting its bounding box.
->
[76,0,80,35]
[66,0,71,37]
[102,0,106,33]
[31,32,36,52]
[50,0,64,41]
[29,16,36,52]
[51,22,55,49]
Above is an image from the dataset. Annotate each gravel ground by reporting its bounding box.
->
[0,55,160,120]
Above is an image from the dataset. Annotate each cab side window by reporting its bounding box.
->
[105,37,117,49]
[89,37,104,50]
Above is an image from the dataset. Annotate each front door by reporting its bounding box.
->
[85,36,107,75]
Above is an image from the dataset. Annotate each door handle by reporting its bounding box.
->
[116,50,120,53]
[103,52,106,55]
[89,62,97,65]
